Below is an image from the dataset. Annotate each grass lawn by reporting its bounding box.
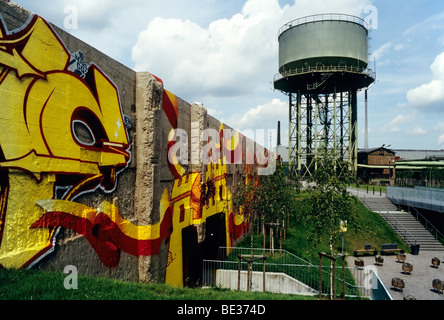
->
[276,193,409,262]
[0,268,314,300]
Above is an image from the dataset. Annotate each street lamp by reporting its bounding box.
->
[388,157,391,186]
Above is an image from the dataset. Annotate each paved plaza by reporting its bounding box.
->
[348,251,444,300]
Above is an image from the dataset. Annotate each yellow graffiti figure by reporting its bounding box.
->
[0,16,130,268]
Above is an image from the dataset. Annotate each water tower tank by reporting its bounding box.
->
[274,14,375,94]
[279,14,369,74]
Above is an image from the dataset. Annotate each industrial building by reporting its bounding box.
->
[357,147,396,185]
[394,150,444,188]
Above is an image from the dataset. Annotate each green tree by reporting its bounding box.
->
[304,151,357,254]
[233,160,298,251]
[303,151,358,299]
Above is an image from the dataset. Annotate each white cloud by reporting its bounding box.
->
[284,0,368,18]
[434,122,444,147]
[391,112,417,125]
[206,107,223,117]
[431,52,444,77]
[11,0,444,151]
[434,122,444,132]
[382,111,417,134]
[409,125,427,136]
[14,0,244,67]
[406,52,444,111]
[132,0,370,99]
[403,11,444,37]
[229,98,287,130]
[132,0,283,98]
[394,44,405,51]
[370,42,392,61]
[438,134,444,147]
[383,124,400,134]
[226,98,289,148]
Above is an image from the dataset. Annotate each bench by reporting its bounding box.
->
[354,244,377,257]
[381,243,404,255]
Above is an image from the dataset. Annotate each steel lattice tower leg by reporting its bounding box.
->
[288,88,359,180]
[288,91,300,177]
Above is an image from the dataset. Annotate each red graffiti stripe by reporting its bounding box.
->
[228,211,247,244]
[30,207,173,268]
[167,136,183,179]
[30,212,120,268]
[163,90,178,129]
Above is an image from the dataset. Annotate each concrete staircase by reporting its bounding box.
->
[349,188,444,252]
[377,211,443,251]
[359,195,398,212]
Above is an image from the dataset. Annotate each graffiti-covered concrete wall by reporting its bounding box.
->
[0,1,273,287]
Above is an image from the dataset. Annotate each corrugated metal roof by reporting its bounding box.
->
[396,161,444,167]
[358,147,395,154]
[393,149,444,161]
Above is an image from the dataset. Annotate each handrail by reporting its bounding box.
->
[215,246,360,296]
[387,191,444,243]
[348,188,418,244]
[220,246,313,266]
[279,13,369,36]
[273,65,376,83]
[381,211,418,244]
[202,258,361,296]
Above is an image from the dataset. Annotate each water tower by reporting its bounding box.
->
[273,14,375,178]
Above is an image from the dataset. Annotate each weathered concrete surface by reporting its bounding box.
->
[134,72,164,282]
[216,270,318,296]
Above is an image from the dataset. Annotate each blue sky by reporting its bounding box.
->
[9,0,444,151]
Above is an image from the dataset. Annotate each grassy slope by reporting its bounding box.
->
[343,199,409,255]
[241,194,409,264]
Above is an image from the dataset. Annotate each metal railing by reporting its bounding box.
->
[348,188,418,244]
[278,13,369,36]
[378,211,419,245]
[370,270,393,301]
[273,64,376,84]
[387,187,444,244]
[202,247,377,299]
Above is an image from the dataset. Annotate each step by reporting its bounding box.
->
[355,194,444,252]
[403,237,440,242]
[416,247,444,251]
[405,237,439,241]
[382,218,420,223]
[401,238,442,246]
